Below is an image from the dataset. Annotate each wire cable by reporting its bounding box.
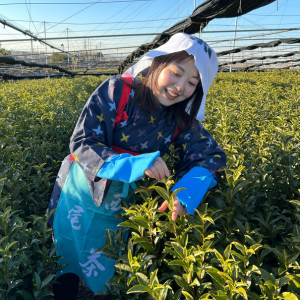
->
[0,0,154,4]
[25,0,39,34]
[37,0,103,34]
[1,16,192,25]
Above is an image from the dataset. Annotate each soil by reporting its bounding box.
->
[47,278,114,300]
[77,278,112,300]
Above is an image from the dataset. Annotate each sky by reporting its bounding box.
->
[0,0,299,62]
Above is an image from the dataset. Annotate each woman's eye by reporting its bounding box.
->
[171,71,179,77]
[189,82,196,86]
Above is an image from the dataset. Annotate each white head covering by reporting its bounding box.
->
[123,33,218,121]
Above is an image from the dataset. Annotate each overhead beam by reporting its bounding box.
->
[1,27,300,43]
[0,18,73,55]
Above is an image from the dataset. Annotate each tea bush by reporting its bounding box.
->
[98,71,300,300]
[0,76,105,299]
[0,71,299,300]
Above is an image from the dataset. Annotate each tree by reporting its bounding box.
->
[96,52,104,58]
[0,48,11,56]
[79,51,103,62]
[48,52,68,63]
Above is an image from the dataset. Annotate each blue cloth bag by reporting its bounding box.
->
[53,162,135,292]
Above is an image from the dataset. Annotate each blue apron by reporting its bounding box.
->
[53,162,135,292]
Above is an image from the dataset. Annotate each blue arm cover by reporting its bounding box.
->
[97,151,160,183]
[171,167,217,214]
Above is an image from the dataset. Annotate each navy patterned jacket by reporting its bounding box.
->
[47,76,226,226]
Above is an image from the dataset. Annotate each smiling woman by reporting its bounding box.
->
[147,51,201,108]
[48,33,226,298]
[156,58,200,105]
[128,50,204,132]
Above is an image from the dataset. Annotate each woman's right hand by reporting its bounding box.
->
[144,157,170,180]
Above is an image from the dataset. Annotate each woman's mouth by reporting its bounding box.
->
[165,88,179,100]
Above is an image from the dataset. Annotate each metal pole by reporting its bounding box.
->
[67,28,69,64]
[84,39,86,63]
[87,38,89,62]
[31,37,33,62]
[44,21,47,64]
[230,17,238,73]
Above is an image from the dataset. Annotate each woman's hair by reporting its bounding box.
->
[124,50,203,131]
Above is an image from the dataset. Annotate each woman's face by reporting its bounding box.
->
[154,58,200,106]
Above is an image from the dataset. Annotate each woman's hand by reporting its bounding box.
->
[158,195,187,220]
[144,157,170,180]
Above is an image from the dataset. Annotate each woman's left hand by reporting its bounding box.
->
[158,195,187,220]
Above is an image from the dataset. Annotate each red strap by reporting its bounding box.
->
[114,76,185,143]
[172,120,186,143]
[71,145,140,165]
[114,77,132,128]
[112,145,141,156]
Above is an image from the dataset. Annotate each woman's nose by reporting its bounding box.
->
[175,80,184,92]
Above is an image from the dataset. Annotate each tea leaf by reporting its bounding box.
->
[127,285,151,294]
[115,263,132,272]
[34,272,41,287]
[169,260,188,268]
[171,187,187,198]
[118,221,139,231]
[150,269,159,285]
[41,274,56,289]
[171,242,185,259]
[182,291,194,300]
[16,290,34,300]
[173,275,193,293]
[149,186,169,200]
[278,276,292,288]
[132,217,149,229]
[259,268,275,284]
[136,272,149,286]
[278,292,298,300]
[173,288,183,300]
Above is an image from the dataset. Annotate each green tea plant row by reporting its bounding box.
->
[99,71,300,300]
[0,76,104,299]
[0,71,299,300]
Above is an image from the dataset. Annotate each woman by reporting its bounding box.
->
[48,33,226,299]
